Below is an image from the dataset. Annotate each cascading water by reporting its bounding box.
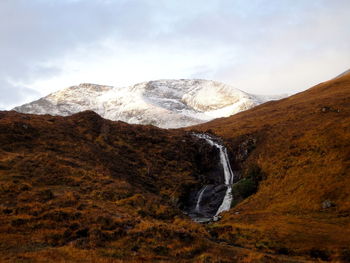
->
[195,186,208,212]
[189,133,236,222]
[214,146,234,217]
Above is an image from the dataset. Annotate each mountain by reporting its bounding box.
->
[13,79,280,128]
[0,71,349,262]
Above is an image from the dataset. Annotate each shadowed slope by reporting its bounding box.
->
[0,111,210,262]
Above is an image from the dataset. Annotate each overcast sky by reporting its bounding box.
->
[0,0,349,109]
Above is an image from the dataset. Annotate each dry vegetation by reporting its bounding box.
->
[0,110,255,262]
[0,72,349,262]
[190,72,350,262]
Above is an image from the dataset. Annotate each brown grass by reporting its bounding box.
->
[190,72,350,261]
[0,72,349,262]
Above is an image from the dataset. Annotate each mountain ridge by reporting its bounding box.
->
[13,79,283,128]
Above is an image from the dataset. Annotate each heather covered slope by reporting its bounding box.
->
[191,72,350,260]
[0,111,282,262]
[0,111,208,262]
[0,72,349,262]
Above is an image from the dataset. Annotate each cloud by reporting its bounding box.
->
[0,79,40,110]
[0,0,159,108]
[212,0,350,94]
[0,0,349,109]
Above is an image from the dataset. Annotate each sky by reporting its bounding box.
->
[0,0,349,110]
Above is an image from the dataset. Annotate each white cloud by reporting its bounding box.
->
[0,0,349,109]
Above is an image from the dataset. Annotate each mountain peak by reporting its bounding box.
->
[13,79,276,128]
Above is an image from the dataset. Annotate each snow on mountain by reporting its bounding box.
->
[13,79,279,128]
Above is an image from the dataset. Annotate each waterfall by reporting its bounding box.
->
[195,186,208,212]
[193,133,235,217]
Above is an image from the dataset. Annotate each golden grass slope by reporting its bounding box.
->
[192,71,350,261]
[0,71,349,262]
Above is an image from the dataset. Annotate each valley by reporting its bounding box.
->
[0,71,349,262]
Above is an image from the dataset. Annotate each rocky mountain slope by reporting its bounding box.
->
[0,71,349,262]
[13,79,278,128]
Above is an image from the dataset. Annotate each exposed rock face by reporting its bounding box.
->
[186,184,227,220]
[322,200,335,209]
[13,80,280,128]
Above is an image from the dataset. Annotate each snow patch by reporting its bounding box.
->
[13,79,284,128]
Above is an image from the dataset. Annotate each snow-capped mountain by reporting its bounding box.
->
[13,79,279,128]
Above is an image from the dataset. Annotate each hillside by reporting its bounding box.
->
[190,71,350,261]
[0,71,349,262]
[13,80,275,128]
[0,110,268,262]
[0,111,204,262]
